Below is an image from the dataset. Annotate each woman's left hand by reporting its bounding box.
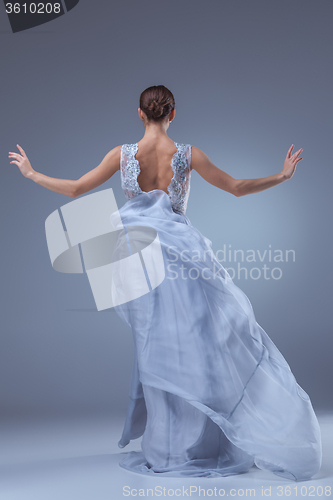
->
[8,144,35,179]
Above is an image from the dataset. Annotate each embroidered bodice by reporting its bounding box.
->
[120,142,192,215]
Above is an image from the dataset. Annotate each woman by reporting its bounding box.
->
[9,85,322,480]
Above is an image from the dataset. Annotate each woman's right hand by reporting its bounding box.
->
[281,144,303,180]
[8,144,35,179]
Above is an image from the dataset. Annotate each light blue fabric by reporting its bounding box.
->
[110,181,322,480]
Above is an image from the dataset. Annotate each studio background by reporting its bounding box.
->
[1,0,332,428]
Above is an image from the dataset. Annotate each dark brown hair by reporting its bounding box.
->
[139,85,175,122]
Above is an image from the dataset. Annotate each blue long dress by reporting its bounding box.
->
[109,141,322,480]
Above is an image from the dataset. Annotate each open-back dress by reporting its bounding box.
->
[109,141,322,480]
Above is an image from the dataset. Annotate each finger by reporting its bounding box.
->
[17,144,26,157]
[287,144,294,158]
[292,149,302,159]
[10,161,18,165]
[18,145,27,158]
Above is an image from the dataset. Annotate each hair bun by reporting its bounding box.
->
[147,99,164,119]
[140,85,175,122]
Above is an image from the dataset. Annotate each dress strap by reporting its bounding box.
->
[120,144,142,200]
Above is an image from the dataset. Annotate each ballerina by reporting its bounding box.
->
[8,84,321,481]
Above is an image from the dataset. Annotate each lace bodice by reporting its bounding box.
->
[120,142,192,215]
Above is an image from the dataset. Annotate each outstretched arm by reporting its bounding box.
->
[191,144,303,197]
[8,144,121,198]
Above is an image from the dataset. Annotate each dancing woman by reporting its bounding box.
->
[8,85,321,480]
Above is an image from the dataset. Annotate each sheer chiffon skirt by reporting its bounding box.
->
[110,189,322,480]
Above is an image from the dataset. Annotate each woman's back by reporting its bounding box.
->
[120,138,192,215]
[136,138,185,193]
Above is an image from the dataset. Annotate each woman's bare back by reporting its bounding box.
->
[135,138,189,194]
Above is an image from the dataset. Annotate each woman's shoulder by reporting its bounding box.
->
[190,145,208,162]
[118,140,194,157]
[189,145,219,174]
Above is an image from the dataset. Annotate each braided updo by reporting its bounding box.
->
[140,85,175,122]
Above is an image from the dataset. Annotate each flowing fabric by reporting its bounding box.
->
[109,144,322,481]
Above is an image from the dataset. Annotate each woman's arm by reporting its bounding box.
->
[191,144,303,197]
[8,144,121,198]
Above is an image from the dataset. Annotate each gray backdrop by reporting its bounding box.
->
[1,0,332,422]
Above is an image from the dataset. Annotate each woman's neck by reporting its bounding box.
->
[141,120,170,141]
